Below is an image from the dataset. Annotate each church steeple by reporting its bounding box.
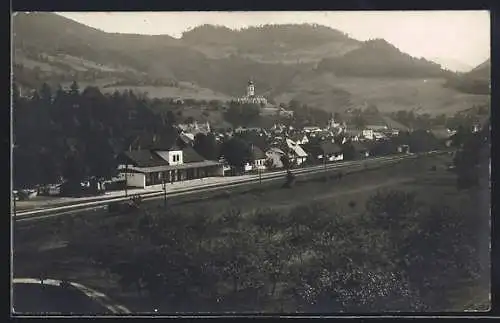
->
[247,80,255,97]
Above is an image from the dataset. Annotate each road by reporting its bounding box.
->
[14,152,441,223]
[13,278,130,315]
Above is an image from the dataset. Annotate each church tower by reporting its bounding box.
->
[247,80,255,97]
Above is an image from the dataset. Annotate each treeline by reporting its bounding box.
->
[181,23,356,51]
[12,81,177,189]
[389,107,489,131]
[317,39,448,78]
[444,75,490,95]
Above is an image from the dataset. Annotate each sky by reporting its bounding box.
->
[56,11,490,68]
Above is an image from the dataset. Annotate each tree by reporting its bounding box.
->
[62,152,88,184]
[69,80,80,96]
[280,154,292,170]
[39,82,52,103]
[408,129,440,153]
[220,137,253,171]
[352,115,366,128]
[193,133,219,161]
[341,142,357,160]
[224,102,260,127]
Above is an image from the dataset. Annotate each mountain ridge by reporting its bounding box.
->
[12,12,490,115]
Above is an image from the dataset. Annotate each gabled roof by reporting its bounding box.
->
[381,116,410,131]
[285,139,307,157]
[302,143,323,157]
[239,133,269,152]
[429,128,453,140]
[182,146,208,163]
[352,142,369,152]
[251,145,266,160]
[266,147,286,155]
[120,150,168,168]
[320,141,343,154]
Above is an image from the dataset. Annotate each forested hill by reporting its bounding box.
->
[12,82,178,189]
[466,59,491,80]
[316,39,450,78]
[444,58,490,95]
[180,24,361,63]
[13,12,489,114]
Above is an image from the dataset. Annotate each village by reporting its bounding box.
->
[14,79,486,201]
[100,80,470,191]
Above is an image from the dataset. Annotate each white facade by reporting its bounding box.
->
[167,150,183,165]
[254,159,267,170]
[247,82,255,97]
[244,159,267,172]
[236,80,268,105]
[266,149,285,169]
[303,126,321,133]
[116,168,147,188]
[362,129,374,140]
[328,153,344,162]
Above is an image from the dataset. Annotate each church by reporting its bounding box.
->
[236,80,268,105]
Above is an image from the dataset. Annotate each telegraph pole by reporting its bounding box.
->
[259,166,262,185]
[124,163,128,197]
[162,178,167,209]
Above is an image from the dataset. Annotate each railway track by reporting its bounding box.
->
[14,151,444,222]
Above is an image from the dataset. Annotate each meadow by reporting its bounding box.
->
[13,153,490,313]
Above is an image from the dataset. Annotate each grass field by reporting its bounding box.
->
[100,85,232,101]
[13,153,489,313]
[275,72,490,115]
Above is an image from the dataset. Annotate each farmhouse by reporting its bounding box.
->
[244,145,267,172]
[284,138,308,166]
[303,141,343,163]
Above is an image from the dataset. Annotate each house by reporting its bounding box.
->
[381,116,410,133]
[343,128,362,141]
[284,139,308,166]
[362,129,374,140]
[372,131,387,140]
[397,144,411,154]
[117,133,223,188]
[289,133,309,145]
[303,141,343,163]
[363,116,389,131]
[429,128,454,147]
[177,121,211,135]
[320,141,344,162]
[179,131,195,146]
[244,145,267,172]
[351,142,370,158]
[265,147,286,169]
[303,126,321,133]
[278,107,294,118]
[311,130,334,140]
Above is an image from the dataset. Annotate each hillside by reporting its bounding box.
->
[317,39,450,78]
[430,57,473,73]
[274,72,490,115]
[466,58,491,80]
[443,58,490,95]
[180,24,361,64]
[12,13,318,98]
[12,12,490,115]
